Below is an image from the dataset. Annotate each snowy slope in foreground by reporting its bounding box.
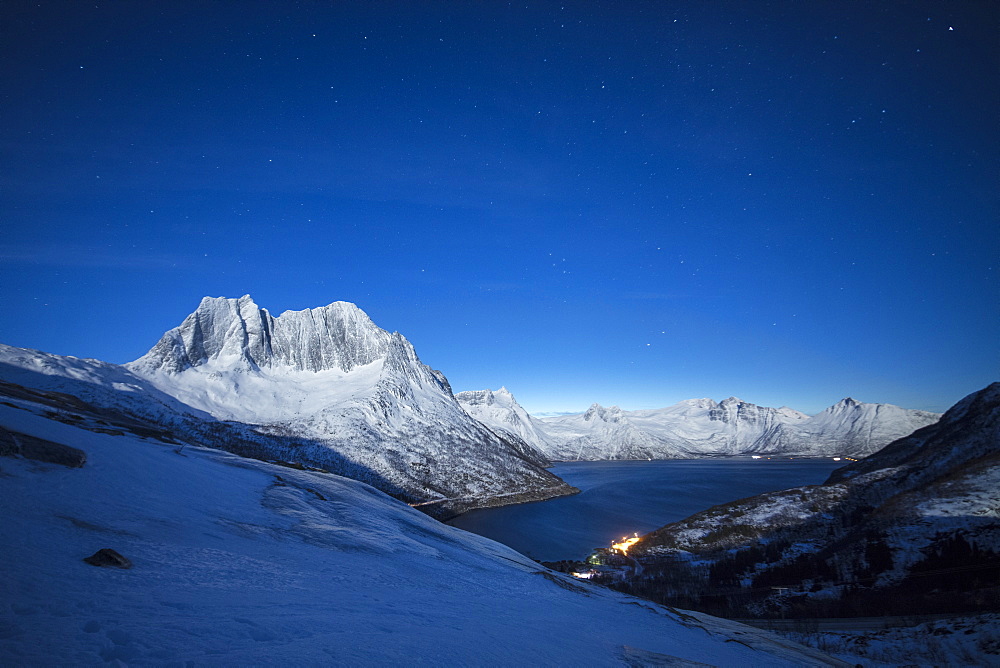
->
[458,388,941,460]
[0,403,842,666]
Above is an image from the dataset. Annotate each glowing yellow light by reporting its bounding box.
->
[611,533,641,555]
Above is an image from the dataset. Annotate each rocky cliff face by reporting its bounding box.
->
[1,297,577,517]
[130,296,399,375]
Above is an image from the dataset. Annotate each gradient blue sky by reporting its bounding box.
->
[2,1,997,415]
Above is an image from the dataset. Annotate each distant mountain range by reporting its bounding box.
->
[619,382,1000,618]
[456,387,941,460]
[0,293,946,521]
[0,296,576,517]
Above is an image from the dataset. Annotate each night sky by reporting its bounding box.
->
[2,1,997,414]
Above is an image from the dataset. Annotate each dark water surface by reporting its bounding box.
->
[448,458,846,561]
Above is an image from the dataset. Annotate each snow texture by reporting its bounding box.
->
[0,399,845,666]
[454,387,555,461]
[457,389,940,460]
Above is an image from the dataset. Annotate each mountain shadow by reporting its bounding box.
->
[0,364,412,507]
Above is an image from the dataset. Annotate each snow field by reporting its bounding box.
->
[0,402,843,666]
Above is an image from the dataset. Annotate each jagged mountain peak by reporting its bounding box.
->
[817,396,919,420]
[454,387,556,464]
[454,387,514,407]
[829,397,862,410]
[124,296,460,425]
[2,297,577,517]
[828,381,1000,483]
[583,404,625,422]
[128,295,397,375]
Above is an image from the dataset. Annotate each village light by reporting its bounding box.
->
[611,533,641,555]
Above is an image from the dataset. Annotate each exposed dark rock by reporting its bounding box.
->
[0,427,16,458]
[90,427,126,436]
[0,426,86,468]
[0,380,178,444]
[83,548,132,569]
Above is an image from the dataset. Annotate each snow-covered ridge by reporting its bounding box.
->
[1,296,577,516]
[457,389,941,460]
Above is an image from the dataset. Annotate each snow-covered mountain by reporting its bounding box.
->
[0,396,842,665]
[537,397,810,459]
[540,402,690,460]
[0,296,576,517]
[775,396,943,457]
[458,389,940,460]
[622,382,1000,619]
[454,387,553,457]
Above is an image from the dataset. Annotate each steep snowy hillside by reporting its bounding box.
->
[454,387,555,463]
[0,398,843,666]
[531,395,937,460]
[772,397,942,457]
[0,296,577,517]
[618,383,1000,620]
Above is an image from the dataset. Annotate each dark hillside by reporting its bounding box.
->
[616,384,1000,619]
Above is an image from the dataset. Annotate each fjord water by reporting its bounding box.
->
[448,458,846,561]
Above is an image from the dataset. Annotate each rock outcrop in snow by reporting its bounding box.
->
[458,388,940,460]
[1,296,577,517]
